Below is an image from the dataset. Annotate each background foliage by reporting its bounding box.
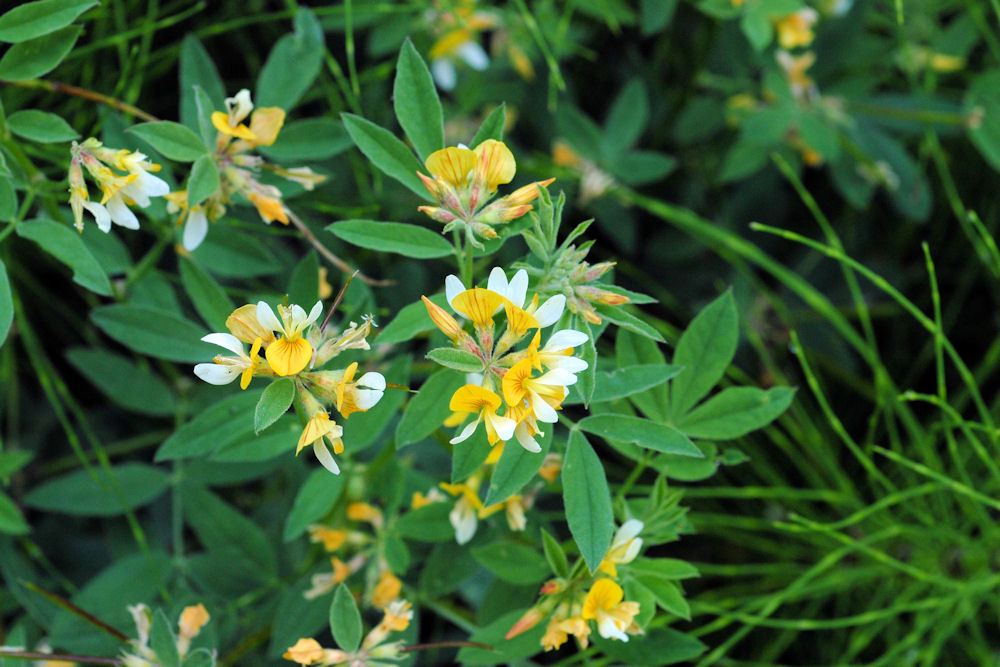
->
[1,0,1000,665]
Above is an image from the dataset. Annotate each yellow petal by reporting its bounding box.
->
[422,295,463,341]
[453,287,507,327]
[425,146,477,188]
[178,604,210,640]
[372,571,402,608]
[283,638,326,665]
[473,139,516,191]
[501,358,534,406]
[296,412,334,454]
[211,111,256,140]
[227,305,275,345]
[267,336,313,376]
[248,192,288,224]
[450,384,502,413]
[504,302,540,336]
[430,28,473,59]
[582,579,624,619]
[247,107,285,146]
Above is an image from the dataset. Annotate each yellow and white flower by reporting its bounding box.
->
[256,300,323,376]
[598,519,643,577]
[502,358,577,424]
[527,328,589,373]
[448,384,516,445]
[194,333,264,389]
[581,579,640,642]
[296,411,345,475]
[333,362,386,418]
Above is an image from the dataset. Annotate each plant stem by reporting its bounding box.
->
[2,79,159,122]
[284,206,392,286]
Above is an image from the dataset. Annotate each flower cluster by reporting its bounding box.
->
[533,243,630,326]
[507,520,645,651]
[417,139,553,247]
[284,600,413,666]
[67,138,170,233]
[422,267,588,453]
[122,603,211,666]
[304,502,403,607]
[167,89,325,250]
[194,301,383,474]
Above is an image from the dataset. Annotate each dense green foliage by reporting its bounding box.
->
[1,0,999,665]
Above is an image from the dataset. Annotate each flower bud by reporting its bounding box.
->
[422,296,464,342]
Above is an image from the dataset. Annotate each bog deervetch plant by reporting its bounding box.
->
[0,4,799,666]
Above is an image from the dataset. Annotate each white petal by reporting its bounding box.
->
[457,41,489,70]
[545,329,588,351]
[432,59,457,91]
[256,301,282,332]
[307,300,324,324]
[450,417,481,444]
[201,332,244,355]
[445,274,465,309]
[545,355,589,373]
[357,371,386,391]
[133,170,170,199]
[194,363,240,385]
[288,303,308,325]
[488,413,517,442]
[183,208,208,250]
[106,195,139,229]
[537,368,578,387]
[514,422,542,453]
[487,267,508,297]
[313,439,341,474]
[615,519,645,545]
[120,181,150,208]
[507,270,529,308]
[465,372,484,386]
[534,295,566,327]
[530,391,558,423]
[82,200,111,233]
[621,537,643,564]
[451,500,478,544]
[597,615,629,641]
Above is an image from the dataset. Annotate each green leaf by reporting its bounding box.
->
[258,119,352,161]
[191,230,281,278]
[616,329,670,422]
[0,450,32,477]
[179,256,234,331]
[419,542,481,596]
[471,104,506,146]
[267,572,330,657]
[627,558,700,580]
[156,389,264,461]
[326,219,452,258]
[457,608,546,665]
[340,355,411,452]
[184,484,278,576]
[484,428,552,506]
[565,364,681,406]
[576,319,598,407]
[0,177,16,223]
[472,542,551,584]
[66,348,176,417]
[0,490,29,535]
[330,584,362,652]
[676,386,795,439]
[394,39,444,161]
[91,304,213,363]
[378,293,448,345]
[256,8,324,109]
[656,441,719,482]
[24,463,169,516]
[283,468,346,541]
[341,113,430,199]
[127,121,207,161]
[287,251,320,307]
[0,0,95,42]
[633,573,690,619]
[394,501,454,542]
[578,415,703,457]
[540,528,569,578]
[596,303,665,342]
[179,35,226,135]
[383,533,411,574]
[208,415,296,462]
[968,70,1000,172]
[17,219,110,295]
[0,260,12,346]
[613,150,678,186]
[396,369,465,447]
[592,628,706,665]
[5,110,77,142]
[150,610,181,667]
[0,25,80,80]
[670,289,738,418]
[181,649,215,667]
[740,6,773,51]
[187,154,219,208]
[255,378,295,434]
[427,347,484,373]
[452,429,493,483]
[563,429,613,572]
[602,79,649,156]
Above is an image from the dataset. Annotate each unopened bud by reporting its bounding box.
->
[422,296,463,342]
[506,178,556,207]
[583,261,616,282]
[470,222,499,239]
[417,171,442,199]
[506,607,545,639]
[540,579,566,595]
[418,205,458,223]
